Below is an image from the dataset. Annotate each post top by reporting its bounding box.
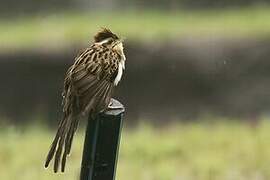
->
[103,98,125,116]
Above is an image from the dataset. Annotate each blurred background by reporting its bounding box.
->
[1,0,270,179]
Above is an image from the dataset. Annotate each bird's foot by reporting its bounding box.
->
[107,99,123,110]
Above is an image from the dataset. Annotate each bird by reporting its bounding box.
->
[44,28,126,173]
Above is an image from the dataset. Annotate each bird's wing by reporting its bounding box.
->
[66,46,119,115]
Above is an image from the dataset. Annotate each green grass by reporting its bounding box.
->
[1,120,270,180]
[0,7,270,51]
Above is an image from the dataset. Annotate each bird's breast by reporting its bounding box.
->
[114,59,125,86]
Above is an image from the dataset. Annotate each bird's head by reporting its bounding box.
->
[94,28,124,53]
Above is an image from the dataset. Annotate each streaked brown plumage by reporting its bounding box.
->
[45,28,126,173]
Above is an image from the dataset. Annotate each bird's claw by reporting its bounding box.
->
[107,101,122,110]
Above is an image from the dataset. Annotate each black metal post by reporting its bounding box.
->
[80,99,125,180]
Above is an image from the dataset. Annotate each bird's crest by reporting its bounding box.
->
[94,28,119,43]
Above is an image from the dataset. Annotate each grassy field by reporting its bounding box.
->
[1,7,270,51]
[1,120,270,180]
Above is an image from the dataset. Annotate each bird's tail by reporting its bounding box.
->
[45,112,79,173]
